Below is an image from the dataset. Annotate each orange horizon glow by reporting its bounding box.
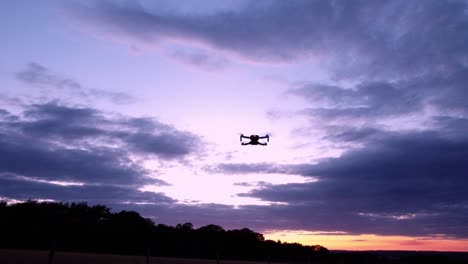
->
[264,230,468,252]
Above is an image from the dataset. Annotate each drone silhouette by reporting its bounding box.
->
[240,134,269,146]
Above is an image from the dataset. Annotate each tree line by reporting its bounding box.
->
[2,201,466,264]
[0,201,328,262]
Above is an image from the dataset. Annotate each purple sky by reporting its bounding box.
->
[2,0,468,250]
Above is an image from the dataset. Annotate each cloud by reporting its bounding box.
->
[168,47,229,70]
[0,94,24,107]
[61,0,377,62]
[63,0,468,113]
[0,102,207,210]
[124,132,200,159]
[3,105,468,237]
[235,129,468,237]
[287,74,468,130]
[0,134,146,186]
[109,202,282,231]
[277,0,468,122]
[5,0,467,238]
[321,126,382,143]
[0,109,18,122]
[17,62,82,89]
[16,62,135,104]
[0,171,287,232]
[63,0,468,116]
[289,81,424,121]
[62,1,468,67]
[207,162,292,175]
[0,173,175,205]
[18,102,105,140]
[434,116,468,140]
[12,102,202,158]
[0,102,203,187]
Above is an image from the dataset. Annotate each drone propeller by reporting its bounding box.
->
[266,134,269,142]
[240,134,244,142]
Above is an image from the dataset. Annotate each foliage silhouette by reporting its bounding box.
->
[0,201,327,262]
[1,201,466,264]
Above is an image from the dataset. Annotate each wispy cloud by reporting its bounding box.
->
[168,47,230,70]
[0,173,175,205]
[61,1,354,62]
[289,81,423,121]
[16,62,136,104]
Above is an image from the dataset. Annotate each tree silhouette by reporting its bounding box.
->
[8,201,465,264]
[0,200,332,262]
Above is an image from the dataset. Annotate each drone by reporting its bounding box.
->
[240,134,269,146]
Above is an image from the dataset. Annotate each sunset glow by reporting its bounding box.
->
[1,0,468,252]
[265,231,468,252]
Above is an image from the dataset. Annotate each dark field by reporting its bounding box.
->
[0,249,282,264]
[3,249,468,264]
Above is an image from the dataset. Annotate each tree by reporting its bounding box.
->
[0,201,329,262]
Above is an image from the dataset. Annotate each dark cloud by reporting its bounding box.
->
[0,102,208,212]
[322,126,382,143]
[236,130,468,237]
[433,116,468,140]
[0,133,146,186]
[3,102,202,159]
[18,102,105,140]
[64,0,468,114]
[0,102,213,216]
[63,0,394,62]
[305,132,468,183]
[0,173,174,205]
[0,109,18,122]
[290,81,423,121]
[89,88,136,104]
[168,47,229,70]
[0,94,25,108]
[289,72,468,125]
[16,62,135,104]
[17,62,82,90]
[290,1,468,118]
[125,132,200,159]
[63,1,467,67]
[0,103,202,188]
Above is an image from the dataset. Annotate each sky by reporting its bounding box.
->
[1,0,468,252]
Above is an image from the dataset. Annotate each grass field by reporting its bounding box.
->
[0,249,280,264]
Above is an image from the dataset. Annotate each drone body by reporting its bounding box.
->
[240,134,269,146]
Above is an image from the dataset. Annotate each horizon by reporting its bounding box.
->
[1,0,468,252]
[3,200,468,253]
